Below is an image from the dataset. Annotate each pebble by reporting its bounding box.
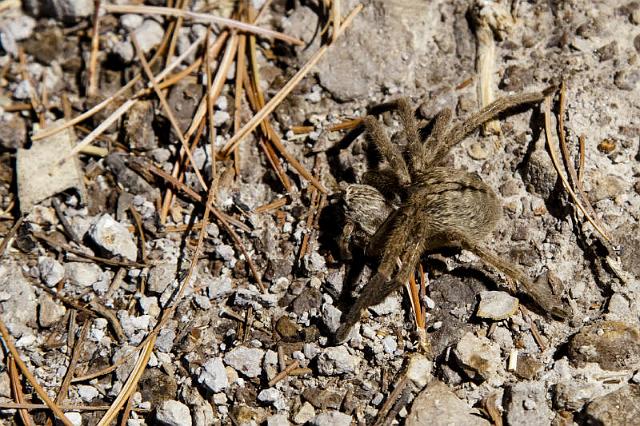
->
[321,303,342,333]
[198,357,228,393]
[77,385,99,402]
[38,257,64,287]
[257,388,286,411]
[505,382,554,425]
[476,291,519,320]
[317,346,360,376]
[453,332,501,382]
[89,214,138,261]
[309,411,353,426]
[48,0,94,20]
[584,384,640,425]
[38,294,66,328]
[148,263,178,294]
[293,402,316,424]
[156,400,192,426]
[156,328,176,353]
[65,262,103,287]
[234,287,278,308]
[291,287,322,314]
[302,388,343,410]
[206,274,234,300]
[65,412,83,426]
[381,335,398,354]
[120,14,144,31]
[406,380,490,426]
[406,354,433,388]
[223,346,265,378]
[568,320,640,371]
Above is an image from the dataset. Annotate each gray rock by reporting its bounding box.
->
[293,402,316,424]
[133,20,164,54]
[476,291,519,320]
[234,287,278,309]
[406,354,433,389]
[38,294,66,328]
[0,16,36,56]
[317,346,360,376]
[381,335,398,354]
[257,388,286,411]
[0,114,27,149]
[505,381,554,426]
[156,400,192,426]
[65,262,103,288]
[198,357,228,393]
[267,414,291,426]
[584,384,640,426]
[406,380,490,426]
[88,214,138,261]
[206,274,234,299]
[568,321,640,371]
[156,328,176,353]
[77,385,99,402]
[0,261,37,337]
[309,411,352,426]
[292,287,322,314]
[148,263,178,294]
[124,100,156,151]
[17,122,86,213]
[453,332,501,382]
[321,303,342,333]
[38,256,65,287]
[223,346,265,378]
[522,145,557,199]
[370,294,401,316]
[45,0,94,20]
[614,69,640,91]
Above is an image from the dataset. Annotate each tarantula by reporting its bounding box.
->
[335,88,570,343]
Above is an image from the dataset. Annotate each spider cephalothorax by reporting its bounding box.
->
[336,89,570,343]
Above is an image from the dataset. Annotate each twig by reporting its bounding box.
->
[267,360,300,387]
[220,4,363,158]
[102,4,303,46]
[9,357,35,426]
[128,206,147,261]
[0,318,73,426]
[373,375,408,426]
[0,402,121,411]
[87,0,102,97]
[0,215,23,257]
[52,198,82,244]
[253,197,287,213]
[55,320,91,407]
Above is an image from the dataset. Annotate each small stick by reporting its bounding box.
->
[372,375,408,426]
[128,206,146,261]
[253,197,288,213]
[221,4,363,156]
[327,118,363,132]
[89,300,127,343]
[102,4,304,46]
[9,357,36,426]
[52,198,82,244]
[87,0,102,97]
[267,360,300,387]
[55,320,91,407]
[577,134,586,184]
[0,318,73,426]
[0,215,23,257]
[0,402,119,411]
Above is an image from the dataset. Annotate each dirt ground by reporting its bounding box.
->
[0,0,639,425]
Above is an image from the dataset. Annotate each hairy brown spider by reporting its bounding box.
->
[335,88,570,343]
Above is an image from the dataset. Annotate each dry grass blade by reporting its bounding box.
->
[96,334,157,425]
[102,4,303,45]
[86,0,102,97]
[0,318,73,426]
[542,96,612,244]
[55,320,91,407]
[221,4,363,156]
[0,215,23,256]
[132,33,209,191]
[9,357,35,426]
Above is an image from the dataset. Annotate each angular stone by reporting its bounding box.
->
[17,121,85,213]
[223,346,265,378]
[477,291,519,320]
[453,332,501,382]
[88,214,138,261]
[156,400,192,426]
[406,380,490,426]
[198,357,228,393]
[0,261,37,337]
[505,381,554,426]
[584,385,640,426]
[317,346,360,376]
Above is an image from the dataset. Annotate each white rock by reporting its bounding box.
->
[148,263,178,294]
[66,262,103,287]
[406,354,433,389]
[267,414,291,426]
[257,388,286,411]
[133,20,164,54]
[382,335,398,354]
[223,346,265,378]
[317,346,360,376]
[454,332,502,382]
[77,385,99,402]
[88,214,138,261]
[38,256,65,287]
[65,412,83,426]
[120,14,144,31]
[310,411,353,426]
[156,400,192,426]
[476,291,519,320]
[321,303,342,333]
[38,294,66,328]
[370,294,401,316]
[294,402,315,424]
[0,261,37,337]
[198,357,228,393]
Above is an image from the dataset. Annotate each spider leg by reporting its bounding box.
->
[421,108,452,165]
[394,98,423,175]
[335,209,421,342]
[363,116,411,186]
[438,230,571,320]
[429,90,549,165]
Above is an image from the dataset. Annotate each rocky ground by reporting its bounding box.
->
[0,0,639,425]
